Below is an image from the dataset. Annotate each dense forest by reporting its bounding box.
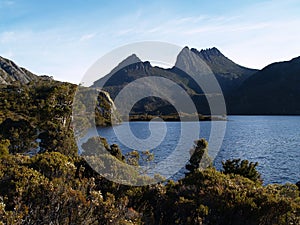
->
[0,80,299,224]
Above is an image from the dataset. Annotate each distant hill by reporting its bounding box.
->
[0,56,40,85]
[228,56,300,114]
[92,47,257,115]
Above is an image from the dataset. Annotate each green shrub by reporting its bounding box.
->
[222,158,262,182]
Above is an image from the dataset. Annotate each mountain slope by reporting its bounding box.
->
[92,47,257,115]
[93,54,197,97]
[92,53,203,115]
[229,56,300,114]
[189,47,258,93]
[0,56,39,84]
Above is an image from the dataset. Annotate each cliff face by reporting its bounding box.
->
[0,56,38,85]
[96,90,121,125]
[176,47,257,93]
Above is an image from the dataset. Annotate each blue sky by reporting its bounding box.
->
[1,0,300,83]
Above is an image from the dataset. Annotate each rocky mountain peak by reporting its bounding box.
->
[124,54,141,63]
[191,47,224,62]
[176,46,225,67]
[174,46,258,93]
[174,46,210,76]
[0,56,38,85]
[117,53,142,67]
[92,53,149,88]
[108,53,143,74]
[200,47,222,55]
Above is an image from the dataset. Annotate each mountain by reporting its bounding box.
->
[0,56,39,85]
[92,52,204,115]
[228,56,300,114]
[92,47,257,115]
[193,47,258,92]
[93,54,142,88]
[93,53,197,96]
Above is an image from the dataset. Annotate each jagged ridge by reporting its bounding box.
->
[92,46,258,115]
[0,56,39,85]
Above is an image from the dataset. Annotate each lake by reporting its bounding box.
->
[93,116,300,185]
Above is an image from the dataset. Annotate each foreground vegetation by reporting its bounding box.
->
[0,150,299,225]
[0,81,299,224]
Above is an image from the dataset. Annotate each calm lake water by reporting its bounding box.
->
[94,116,300,185]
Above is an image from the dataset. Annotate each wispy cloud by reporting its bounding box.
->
[115,28,136,36]
[1,0,300,83]
[106,0,300,70]
[79,33,96,42]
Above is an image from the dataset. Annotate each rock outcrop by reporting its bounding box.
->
[0,56,38,84]
[96,89,121,125]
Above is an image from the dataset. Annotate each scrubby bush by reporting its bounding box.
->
[222,158,262,182]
